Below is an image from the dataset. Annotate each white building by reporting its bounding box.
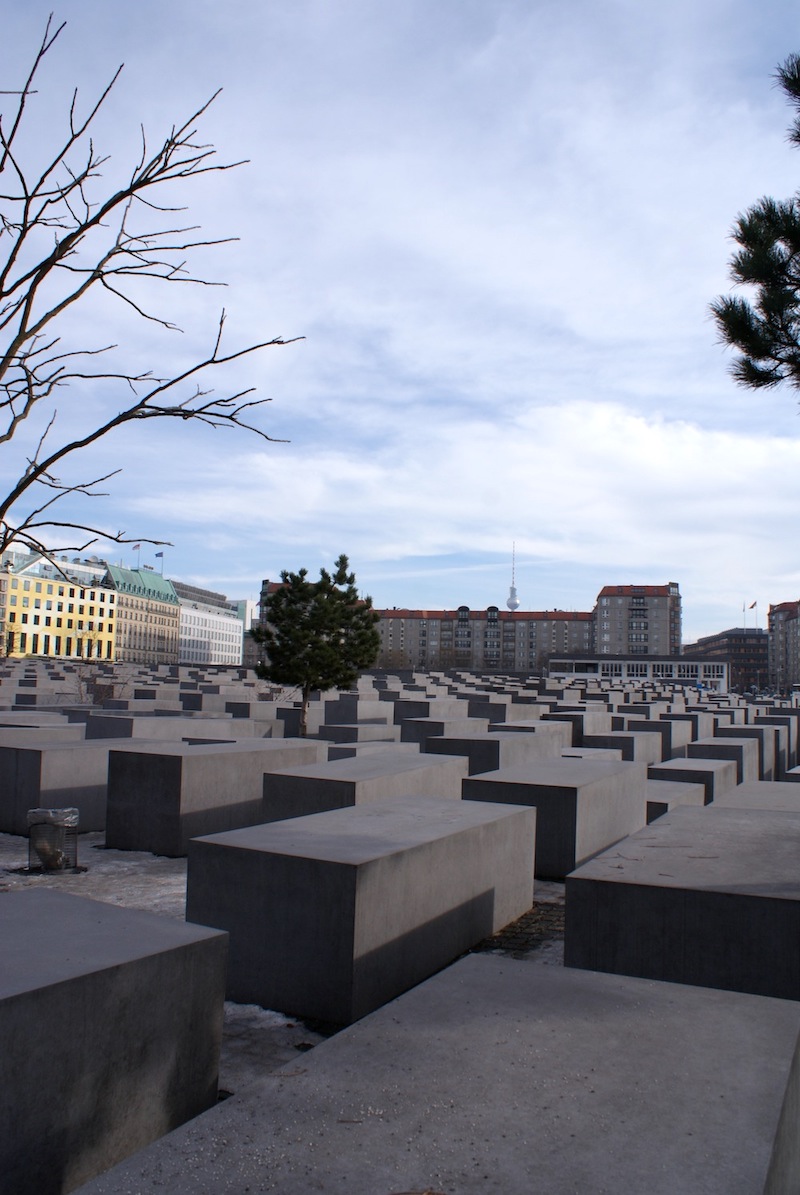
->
[171,581,244,666]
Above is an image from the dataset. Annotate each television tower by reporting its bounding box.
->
[506,543,520,611]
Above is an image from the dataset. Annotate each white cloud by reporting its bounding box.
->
[3,0,800,642]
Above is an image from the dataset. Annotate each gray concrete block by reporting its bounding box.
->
[565,806,800,1000]
[582,730,664,765]
[714,780,800,812]
[757,715,798,771]
[1,889,227,1195]
[326,742,422,762]
[463,757,647,879]
[714,723,781,780]
[423,730,562,775]
[400,716,489,745]
[186,796,535,1024]
[261,750,468,822]
[646,756,738,803]
[665,710,715,739]
[540,708,613,741]
[84,713,254,741]
[73,953,800,1195]
[0,723,86,746]
[486,720,573,751]
[687,735,761,783]
[0,738,152,835]
[106,739,326,856]
[561,747,623,760]
[315,722,400,744]
[645,777,706,823]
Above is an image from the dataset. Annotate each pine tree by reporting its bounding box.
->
[252,555,380,736]
[711,54,800,392]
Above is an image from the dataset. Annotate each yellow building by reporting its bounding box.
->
[1,570,116,660]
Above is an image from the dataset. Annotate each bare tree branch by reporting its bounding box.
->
[0,16,301,560]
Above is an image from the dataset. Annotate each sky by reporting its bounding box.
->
[2,0,800,642]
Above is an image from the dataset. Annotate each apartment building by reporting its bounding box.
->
[594,583,682,656]
[684,627,769,692]
[375,606,593,671]
[768,601,800,692]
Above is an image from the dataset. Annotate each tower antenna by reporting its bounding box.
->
[506,543,520,611]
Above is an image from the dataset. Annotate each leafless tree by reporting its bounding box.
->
[0,15,300,562]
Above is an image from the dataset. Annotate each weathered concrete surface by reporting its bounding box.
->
[315,721,400,744]
[106,739,326,856]
[83,712,259,741]
[423,729,563,774]
[687,735,761,783]
[645,777,706,823]
[565,806,800,1000]
[647,756,738,803]
[714,780,800,812]
[400,715,490,745]
[75,953,800,1195]
[582,729,664,765]
[187,796,536,1023]
[756,715,797,772]
[1,889,227,1195]
[261,750,468,821]
[714,723,781,780]
[463,757,647,879]
[0,831,329,1090]
[617,715,693,759]
[0,737,160,835]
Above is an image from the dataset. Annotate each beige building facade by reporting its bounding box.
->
[376,605,593,672]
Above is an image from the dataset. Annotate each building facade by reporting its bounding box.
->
[593,583,682,656]
[375,606,593,672]
[768,601,799,692]
[549,654,729,692]
[0,559,117,661]
[685,627,769,693]
[172,581,244,666]
[104,565,180,666]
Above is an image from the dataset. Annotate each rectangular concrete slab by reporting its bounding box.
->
[647,756,738,803]
[1,889,227,1195]
[714,723,781,780]
[565,806,800,1000]
[74,953,800,1195]
[423,729,564,774]
[714,780,800,812]
[261,750,468,821]
[463,757,647,879]
[645,777,706,823]
[0,737,165,834]
[687,735,761,783]
[186,796,536,1024]
[105,738,326,856]
[582,729,664,765]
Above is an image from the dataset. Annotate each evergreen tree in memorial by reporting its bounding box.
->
[252,554,380,736]
[712,54,800,392]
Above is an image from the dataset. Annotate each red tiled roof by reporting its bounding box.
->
[376,609,592,621]
[596,584,677,598]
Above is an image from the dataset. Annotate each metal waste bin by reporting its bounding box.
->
[27,807,79,871]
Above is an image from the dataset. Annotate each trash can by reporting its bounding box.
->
[27,807,79,872]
